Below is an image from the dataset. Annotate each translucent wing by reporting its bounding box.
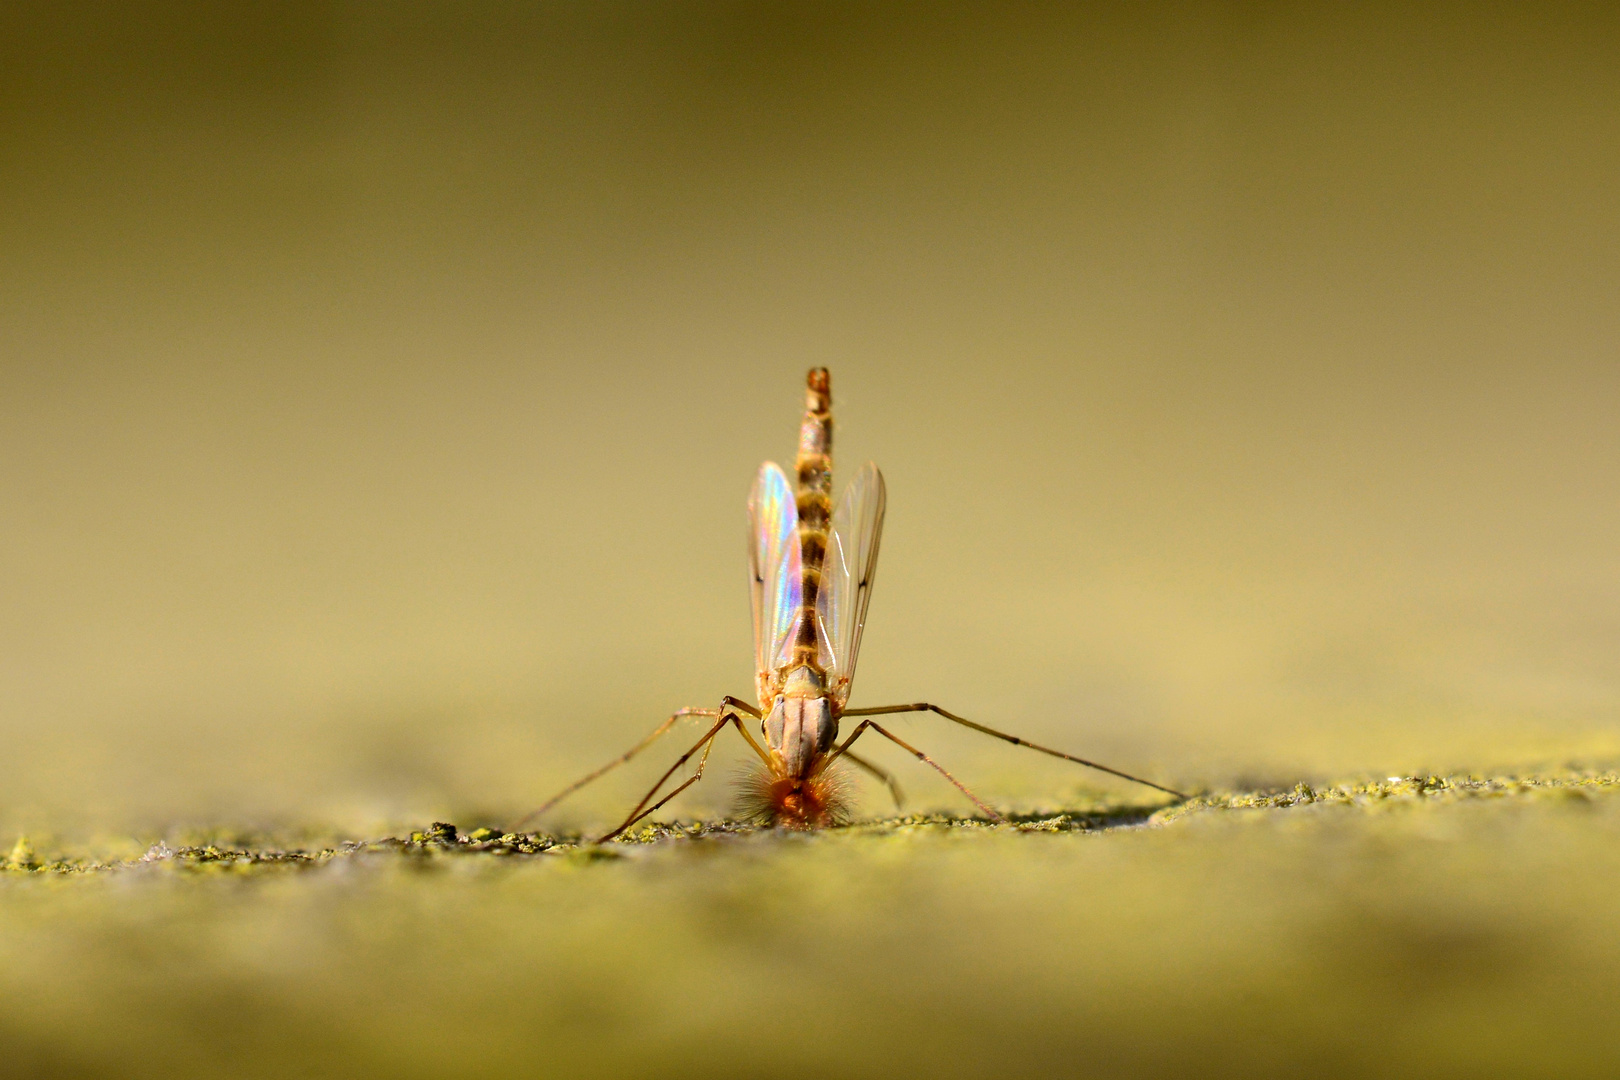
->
[748,462,800,693]
[816,461,886,706]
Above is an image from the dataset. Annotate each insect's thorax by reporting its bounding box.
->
[763,669,839,782]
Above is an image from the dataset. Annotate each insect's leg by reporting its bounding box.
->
[814,719,874,777]
[714,697,772,765]
[730,714,773,765]
[597,712,759,842]
[840,749,905,810]
[866,722,1006,824]
[842,703,1187,800]
[510,707,721,831]
[825,719,872,759]
[824,720,990,819]
[596,737,722,843]
[602,715,730,841]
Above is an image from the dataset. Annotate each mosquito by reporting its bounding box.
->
[517,368,1185,842]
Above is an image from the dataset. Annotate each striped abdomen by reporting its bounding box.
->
[791,368,833,672]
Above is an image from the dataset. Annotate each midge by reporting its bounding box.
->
[519,369,1185,841]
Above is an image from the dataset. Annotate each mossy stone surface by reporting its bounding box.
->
[1,770,1616,1078]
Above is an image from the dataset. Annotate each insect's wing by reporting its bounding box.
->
[817,461,886,706]
[748,462,801,692]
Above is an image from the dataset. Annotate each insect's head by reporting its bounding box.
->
[736,767,849,829]
[738,696,848,829]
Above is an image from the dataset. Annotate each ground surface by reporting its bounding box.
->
[3,771,1618,1079]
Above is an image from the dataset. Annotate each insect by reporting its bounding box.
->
[519,368,1185,841]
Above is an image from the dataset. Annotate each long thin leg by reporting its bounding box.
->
[842,703,1187,799]
[829,720,1006,824]
[510,707,720,831]
[620,703,773,829]
[598,717,728,842]
[512,695,763,833]
[597,712,768,842]
[597,735,727,843]
[840,749,905,810]
[720,695,764,720]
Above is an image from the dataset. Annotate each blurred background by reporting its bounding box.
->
[2,1,1617,836]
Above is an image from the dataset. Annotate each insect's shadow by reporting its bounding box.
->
[576,798,1182,846]
[845,800,1175,834]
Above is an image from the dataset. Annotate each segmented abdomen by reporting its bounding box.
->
[792,368,833,670]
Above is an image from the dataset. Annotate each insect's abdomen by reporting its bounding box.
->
[792,368,833,671]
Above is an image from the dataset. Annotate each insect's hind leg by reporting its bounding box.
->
[823,720,1005,823]
[511,706,722,832]
[839,750,905,810]
[841,703,1187,800]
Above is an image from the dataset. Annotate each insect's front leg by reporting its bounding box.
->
[598,715,731,842]
[597,701,771,843]
[722,695,762,719]
[512,706,723,831]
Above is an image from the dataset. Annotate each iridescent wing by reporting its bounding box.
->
[748,462,800,696]
[816,461,886,706]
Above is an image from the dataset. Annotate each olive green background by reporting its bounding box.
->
[3,1,1617,833]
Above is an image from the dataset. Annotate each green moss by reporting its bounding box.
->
[0,766,1617,1077]
[5,836,38,870]
[3,770,1611,873]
